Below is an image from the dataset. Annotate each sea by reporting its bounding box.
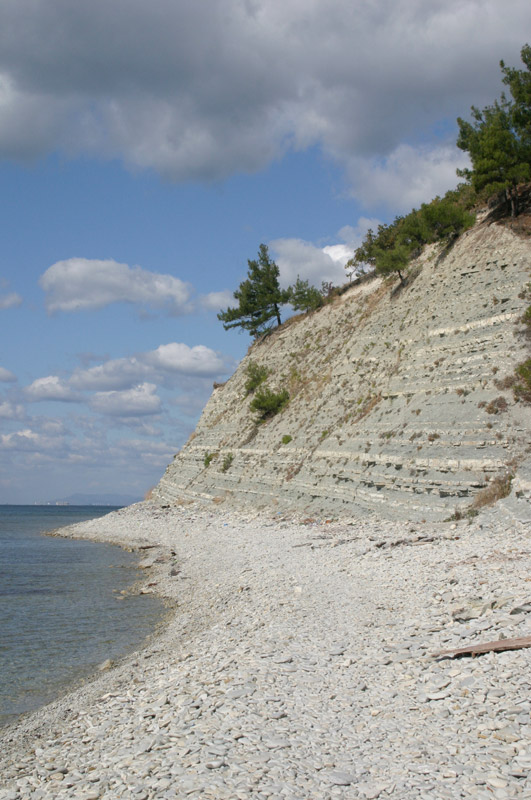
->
[0,505,166,728]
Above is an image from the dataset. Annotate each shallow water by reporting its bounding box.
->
[0,505,165,727]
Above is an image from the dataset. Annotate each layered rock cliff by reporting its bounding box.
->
[155,220,531,521]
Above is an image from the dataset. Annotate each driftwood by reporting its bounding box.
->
[435,635,531,659]
[375,535,437,549]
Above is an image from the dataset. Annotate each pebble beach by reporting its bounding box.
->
[1,502,531,800]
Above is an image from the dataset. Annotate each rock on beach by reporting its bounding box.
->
[1,501,530,800]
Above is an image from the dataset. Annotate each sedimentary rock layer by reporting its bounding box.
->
[156,222,531,521]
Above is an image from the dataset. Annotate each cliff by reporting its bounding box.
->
[155,220,531,522]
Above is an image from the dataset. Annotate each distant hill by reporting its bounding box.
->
[52,493,141,507]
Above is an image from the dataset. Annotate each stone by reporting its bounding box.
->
[327,770,355,786]
[2,478,531,800]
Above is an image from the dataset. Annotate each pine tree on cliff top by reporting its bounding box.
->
[457,44,531,216]
[218,244,290,337]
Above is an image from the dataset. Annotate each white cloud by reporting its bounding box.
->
[0,0,526,202]
[344,142,471,213]
[0,400,24,419]
[70,357,148,392]
[70,342,228,391]
[0,367,16,382]
[271,220,381,288]
[0,428,56,451]
[89,383,162,417]
[145,343,226,376]
[0,292,22,309]
[25,376,81,402]
[200,290,234,311]
[271,238,348,288]
[0,412,183,502]
[40,258,193,315]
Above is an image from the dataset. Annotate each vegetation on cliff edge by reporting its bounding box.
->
[220,45,530,333]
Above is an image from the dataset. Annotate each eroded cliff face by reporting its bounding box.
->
[155,221,531,521]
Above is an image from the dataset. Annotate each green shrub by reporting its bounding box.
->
[281,434,292,445]
[287,276,324,312]
[351,190,475,284]
[204,451,217,467]
[521,301,531,339]
[250,387,290,422]
[514,358,531,402]
[244,361,269,395]
[221,453,233,472]
[418,197,475,242]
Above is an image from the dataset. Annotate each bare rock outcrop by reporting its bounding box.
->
[155,221,531,521]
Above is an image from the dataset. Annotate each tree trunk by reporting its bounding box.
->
[506,186,518,217]
[511,184,518,217]
[274,304,281,326]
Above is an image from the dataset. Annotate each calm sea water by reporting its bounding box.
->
[0,505,165,727]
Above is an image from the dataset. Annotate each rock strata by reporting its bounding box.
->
[155,221,531,521]
[1,502,530,799]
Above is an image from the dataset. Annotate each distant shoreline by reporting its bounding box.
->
[0,505,166,730]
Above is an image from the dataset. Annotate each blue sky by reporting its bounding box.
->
[0,0,528,503]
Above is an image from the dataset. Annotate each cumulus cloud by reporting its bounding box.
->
[70,342,228,391]
[271,220,380,288]
[0,428,56,452]
[0,291,22,309]
[0,0,526,201]
[89,383,162,417]
[0,413,178,501]
[200,290,234,312]
[344,142,471,213]
[70,358,148,392]
[25,376,81,402]
[0,400,24,419]
[0,367,16,382]
[145,343,227,376]
[272,238,349,288]
[40,258,192,315]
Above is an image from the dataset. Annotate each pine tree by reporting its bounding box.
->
[457,44,531,216]
[287,276,324,312]
[218,245,290,337]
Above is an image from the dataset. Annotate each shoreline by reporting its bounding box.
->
[1,502,531,799]
[0,511,170,733]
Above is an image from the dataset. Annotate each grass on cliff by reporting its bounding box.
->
[514,359,531,402]
[470,474,514,510]
[244,361,269,395]
[346,187,476,285]
[513,286,531,403]
[250,387,290,422]
[449,473,514,521]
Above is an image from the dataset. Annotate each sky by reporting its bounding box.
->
[0,0,528,504]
